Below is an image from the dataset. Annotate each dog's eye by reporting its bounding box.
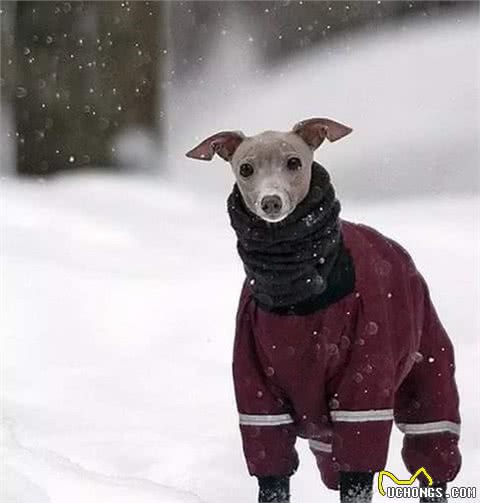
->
[239,163,254,178]
[287,157,302,171]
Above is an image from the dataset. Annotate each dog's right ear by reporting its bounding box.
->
[186,131,245,162]
[292,118,352,150]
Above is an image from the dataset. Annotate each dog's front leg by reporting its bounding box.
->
[258,476,290,503]
[339,472,374,503]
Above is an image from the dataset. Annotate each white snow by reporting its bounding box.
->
[2,176,478,503]
[167,15,479,202]
[2,13,479,503]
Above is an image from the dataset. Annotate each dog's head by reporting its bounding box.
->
[186,118,352,222]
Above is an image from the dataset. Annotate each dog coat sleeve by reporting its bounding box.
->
[394,273,461,484]
[232,290,299,478]
[327,330,396,475]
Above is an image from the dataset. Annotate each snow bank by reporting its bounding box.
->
[2,421,203,503]
[2,173,478,502]
[167,15,479,201]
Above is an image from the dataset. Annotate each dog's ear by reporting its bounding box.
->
[292,118,353,150]
[186,131,245,162]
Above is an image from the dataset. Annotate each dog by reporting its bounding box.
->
[186,118,461,503]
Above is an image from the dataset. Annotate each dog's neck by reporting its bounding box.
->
[227,162,355,315]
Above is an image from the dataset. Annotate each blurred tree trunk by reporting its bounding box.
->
[0,1,16,174]
[13,1,163,175]
[0,1,16,96]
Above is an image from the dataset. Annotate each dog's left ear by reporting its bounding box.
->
[186,131,245,162]
[292,118,353,150]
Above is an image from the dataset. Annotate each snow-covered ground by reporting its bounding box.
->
[1,175,479,503]
[2,13,479,503]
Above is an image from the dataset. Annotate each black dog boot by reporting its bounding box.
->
[420,482,447,503]
[340,472,374,503]
[258,476,290,503]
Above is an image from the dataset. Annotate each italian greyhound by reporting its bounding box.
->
[186,118,351,223]
[185,118,458,503]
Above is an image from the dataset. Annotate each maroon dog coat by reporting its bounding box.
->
[233,220,461,489]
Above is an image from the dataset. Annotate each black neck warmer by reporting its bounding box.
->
[227,162,355,315]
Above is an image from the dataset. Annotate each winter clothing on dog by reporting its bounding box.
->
[229,168,461,491]
[228,163,343,310]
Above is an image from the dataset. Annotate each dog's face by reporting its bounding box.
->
[230,131,313,222]
[186,118,352,222]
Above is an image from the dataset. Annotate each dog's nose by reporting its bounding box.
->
[261,195,283,215]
